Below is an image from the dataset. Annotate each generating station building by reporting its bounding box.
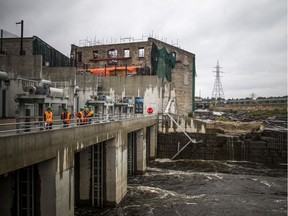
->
[0,34,196,119]
[0,30,197,216]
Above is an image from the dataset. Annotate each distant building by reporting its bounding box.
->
[71,37,196,115]
[194,96,287,109]
[226,97,287,106]
[0,32,73,118]
[0,35,70,67]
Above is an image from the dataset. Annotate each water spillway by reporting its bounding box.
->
[157,128,287,164]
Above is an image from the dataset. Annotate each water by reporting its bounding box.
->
[75,159,287,216]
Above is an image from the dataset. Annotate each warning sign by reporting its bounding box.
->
[147,107,153,114]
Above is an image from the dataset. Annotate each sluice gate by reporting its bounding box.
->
[16,166,36,216]
[127,132,137,176]
[92,143,105,207]
[157,131,287,164]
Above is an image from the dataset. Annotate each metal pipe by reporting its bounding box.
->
[16,20,24,55]
[172,140,191,160]
[0,29,3,54]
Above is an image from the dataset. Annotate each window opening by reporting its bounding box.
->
[93,51,99,59]
[138,48,144,58]
[77,52,82,62]
[108,49,117,65]
[173,51,176,59]
[124,49,130,58]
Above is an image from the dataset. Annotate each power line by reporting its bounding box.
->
[211,61,225,104]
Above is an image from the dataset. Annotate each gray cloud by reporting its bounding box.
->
[0,0,286,98]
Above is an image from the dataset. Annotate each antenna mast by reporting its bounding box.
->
[211,61,225,105]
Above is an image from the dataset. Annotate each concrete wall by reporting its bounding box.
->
[74,74,176,115]
[78,148,91,203]
[42,67,76,84]
[101,75,167,114]
[0,174,14,216]
[159,114,207,134]
[106,137,128,206]
[0,38,34,56]
[157,129,287,164]
[148,125,157,159]
[38,158,56,216]
[0,55,42,79]
[56,166,74,216]
[136,129,146,174]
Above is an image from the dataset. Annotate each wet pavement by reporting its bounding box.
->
[75,159,287,216]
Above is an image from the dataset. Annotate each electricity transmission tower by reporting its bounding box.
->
[211,61,225,105]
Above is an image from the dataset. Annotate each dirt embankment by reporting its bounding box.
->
[206,121,263,136]
[196,105,287,136]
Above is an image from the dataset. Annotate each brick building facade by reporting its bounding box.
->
[71,37,196,115]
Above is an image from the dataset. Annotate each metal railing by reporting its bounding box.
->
[0,113,155,136]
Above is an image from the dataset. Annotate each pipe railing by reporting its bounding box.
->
[0,113,155,136]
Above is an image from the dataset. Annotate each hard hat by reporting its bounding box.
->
[88,105,92,109]
[80,107,84,111]
[47,106,52,110]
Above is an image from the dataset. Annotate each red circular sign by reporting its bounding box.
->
[147,107,153,114]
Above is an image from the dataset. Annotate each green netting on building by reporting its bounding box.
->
[157,48,175,82]
[151,42,176,82]
[32,36,70,67]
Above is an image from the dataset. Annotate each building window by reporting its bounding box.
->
[93,50,99,59]
[172,51,176,60]
[138,48,144,58]
[108,49,118,65]
[108,49,117,58]
[124,49,130,58]
[77,52,82,62]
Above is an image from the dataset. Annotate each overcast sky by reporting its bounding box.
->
[0,0,287,99]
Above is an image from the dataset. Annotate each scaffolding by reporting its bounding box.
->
[78,32,180,48]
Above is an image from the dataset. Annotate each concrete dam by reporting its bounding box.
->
[0,115,158,215]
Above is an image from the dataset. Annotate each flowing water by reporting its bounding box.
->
[75,159,287,216]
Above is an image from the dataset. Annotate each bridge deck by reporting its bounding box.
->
[0,114,158,175]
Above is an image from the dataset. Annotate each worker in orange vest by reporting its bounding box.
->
[76,107,85,125]
[86,105,94,124]
[44,106,53,129]
[61,107,71,127]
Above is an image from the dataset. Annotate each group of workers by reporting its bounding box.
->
[43,105,94,129]
[75,105,94,125]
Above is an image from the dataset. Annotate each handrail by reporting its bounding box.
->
[161,112,203,160]
[0,113,155,136]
